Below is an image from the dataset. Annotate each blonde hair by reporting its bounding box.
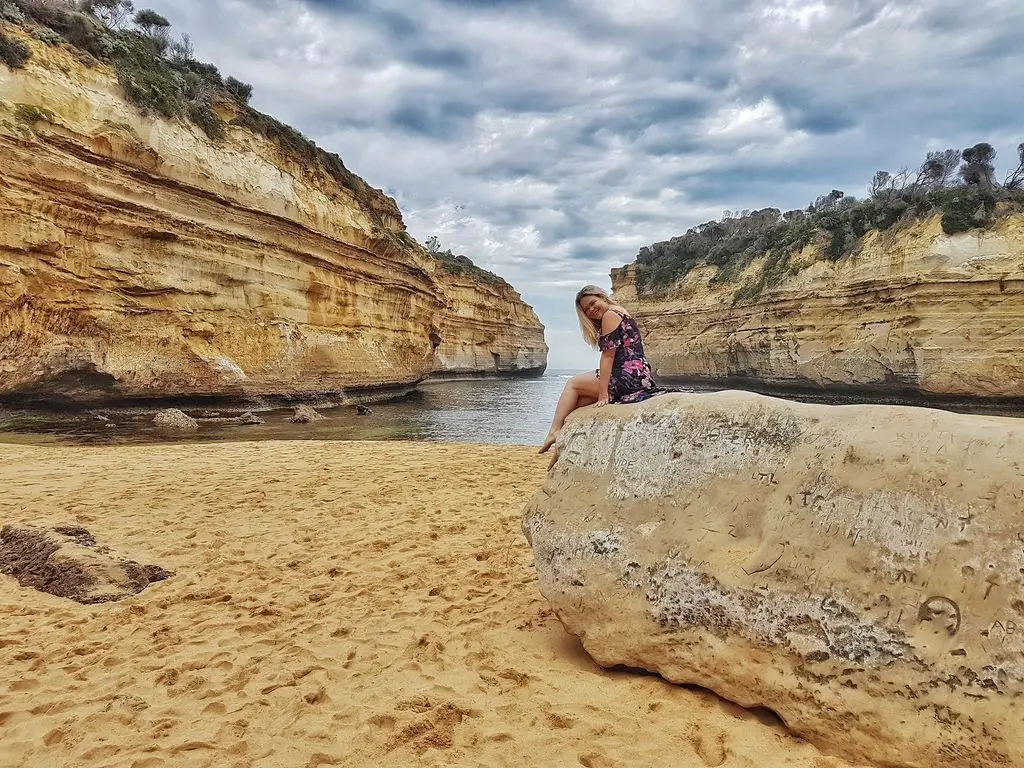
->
[575,285,610,349]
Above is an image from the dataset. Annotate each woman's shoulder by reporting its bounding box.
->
[601,308,625,334]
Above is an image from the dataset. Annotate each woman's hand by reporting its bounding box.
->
[596,389,610,407]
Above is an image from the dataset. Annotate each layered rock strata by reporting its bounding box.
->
[0,34,545,405]
[431,270,548,377]
[524,392,1024,768]
[612,216,1024,399]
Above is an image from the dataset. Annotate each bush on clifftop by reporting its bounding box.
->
[0,30,32,67]
[224,75,252,105]
[424,236,509,286]
[634,143,1024,299]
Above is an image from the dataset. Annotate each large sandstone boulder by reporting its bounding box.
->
[523,392,1024,768]
[0,525,171,603]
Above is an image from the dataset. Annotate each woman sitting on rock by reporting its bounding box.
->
[539,285,660,454]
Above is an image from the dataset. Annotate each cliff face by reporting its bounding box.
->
[0,33,546,405]
[431,271,548,377]
[612,215,1024,399]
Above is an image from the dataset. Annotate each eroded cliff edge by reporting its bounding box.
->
[612,215,1024,401]
[0,32,546,405]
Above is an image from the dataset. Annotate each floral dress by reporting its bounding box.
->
[597,311,660,404]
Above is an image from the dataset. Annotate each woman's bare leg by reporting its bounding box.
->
[539,373,601,453]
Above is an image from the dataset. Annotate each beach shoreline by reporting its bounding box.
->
[0,440,861,767]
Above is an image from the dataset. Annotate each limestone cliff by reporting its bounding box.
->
[612,215,1024,400]
[0,31,546,405]
[431,270,548,377]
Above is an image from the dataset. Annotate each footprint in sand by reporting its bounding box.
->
[577,752,621,768]
[691,731,728,767]
[381,697,478,753]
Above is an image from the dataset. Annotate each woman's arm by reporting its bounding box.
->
[597,310,622,406]
[597,349,614,406]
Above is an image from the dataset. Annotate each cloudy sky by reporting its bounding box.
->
[143,0,1024,368]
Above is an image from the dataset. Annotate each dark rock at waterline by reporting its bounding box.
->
[196,411,265,426]
[289,405,324,424]
[0,524,171,604]
[356,405,373,416]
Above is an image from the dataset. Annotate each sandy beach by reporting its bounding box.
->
[0,440,864,768]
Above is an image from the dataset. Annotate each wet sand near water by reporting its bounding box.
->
[0,441,865,767]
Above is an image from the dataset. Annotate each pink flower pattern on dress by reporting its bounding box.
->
[597,311,660,404]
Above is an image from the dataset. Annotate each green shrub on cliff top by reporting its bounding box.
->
[424,236,509,286]
[109,31,183,117]
[224,75,252,105]
[1,1,25,23]
[634,145,1024,300]
[0,29,31,67]
[931,186,997,235]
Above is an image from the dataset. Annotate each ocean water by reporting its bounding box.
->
[0,370,602,447]
[4,371,1020,447]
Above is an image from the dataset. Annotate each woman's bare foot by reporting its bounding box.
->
[539,430,558,454]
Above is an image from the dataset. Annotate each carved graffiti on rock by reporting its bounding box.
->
[917,595,962,637]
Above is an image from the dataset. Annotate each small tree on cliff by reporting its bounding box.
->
[960,142,997,190]
[1003,143,1024,191]
[224,75,253,105]
[79,0,135,29]
[168,31,193,62]
[916,149,960,189]
[133,7,168,35]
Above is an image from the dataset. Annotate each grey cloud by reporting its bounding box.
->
[406,45,474,71]
[566,245,610,262]
[766,86,858,136]
[301,0,421,38]
[388,100,479,139]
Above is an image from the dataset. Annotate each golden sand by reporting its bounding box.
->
[0,441,863,767]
